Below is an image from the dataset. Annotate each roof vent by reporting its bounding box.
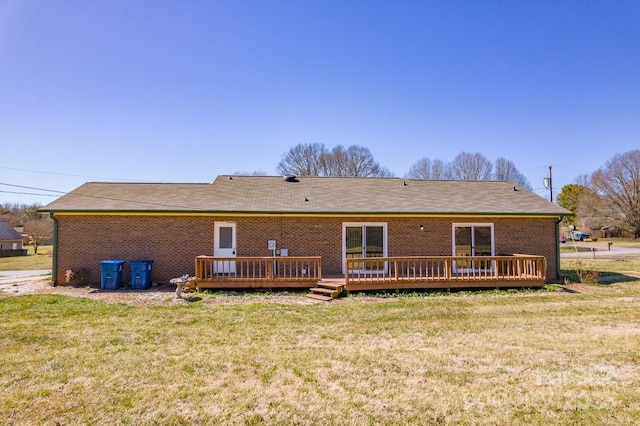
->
[284,175,299,183]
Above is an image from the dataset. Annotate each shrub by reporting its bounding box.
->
[65,268,89,285]
[576,269,600,284]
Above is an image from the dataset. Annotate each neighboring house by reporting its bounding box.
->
[40,176,571,287]
[0,220,26,257]
[600,226,632,239]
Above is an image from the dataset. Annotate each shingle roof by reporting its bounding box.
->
[41,176,571,216]
[0,221,23,240]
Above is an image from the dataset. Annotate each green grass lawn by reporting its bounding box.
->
[0,245,52,271]
[2,281,640,425]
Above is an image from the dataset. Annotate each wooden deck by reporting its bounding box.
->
[194,256,322,288]
[344,255,546,291]
[192,255,546,293]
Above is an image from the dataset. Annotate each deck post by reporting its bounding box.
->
[394,259,398,281]
[267,259,274,281]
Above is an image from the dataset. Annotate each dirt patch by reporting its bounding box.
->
[561,283,612,293]
[0,278,622,306]
[0,280,319,306]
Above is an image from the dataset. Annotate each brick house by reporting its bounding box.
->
[41,176,570,287]
[0,220,26,257]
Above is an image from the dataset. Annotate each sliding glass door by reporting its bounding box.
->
[453,224,494,271]
[343,223,387,273]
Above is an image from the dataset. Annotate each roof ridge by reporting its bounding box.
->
[82,182,213,185]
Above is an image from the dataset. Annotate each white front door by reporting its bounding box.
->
[214,222,236,273]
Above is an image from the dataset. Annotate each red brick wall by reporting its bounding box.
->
[53,214,559,285]
[55,215,216,285]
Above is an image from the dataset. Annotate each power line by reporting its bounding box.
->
[0,183,67,194]
[0,190,58,197]
[0,181,212,211]
[0,166,139,182]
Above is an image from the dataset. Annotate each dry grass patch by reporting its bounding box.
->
[2,284,640,425]
[0,245,52,271]
[562,256,640,285]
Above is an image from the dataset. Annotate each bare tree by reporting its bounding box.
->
[588,150,640,238]
[232,170,267,176]
[406,158,448,180]
[376,166,395,178]
[329,145,388,177]
[276,143,328,176]
[575,187,609,234]
[494,158,532,190]
[449,152,493,180]
[323,145,349,176]
[406,154,532,185]
[24,218,53,254]
[277,143,391,177]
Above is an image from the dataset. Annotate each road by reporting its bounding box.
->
[560,243,640,259]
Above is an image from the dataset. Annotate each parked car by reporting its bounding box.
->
[559,234,567,243]
[569,231,591,241]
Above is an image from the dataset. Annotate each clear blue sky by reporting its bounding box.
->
[1,0,639,206]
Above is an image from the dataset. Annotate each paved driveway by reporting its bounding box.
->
[0,270,52,284]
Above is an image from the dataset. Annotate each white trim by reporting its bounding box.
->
[342,222,388,274]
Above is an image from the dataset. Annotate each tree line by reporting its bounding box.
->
[274,143,532,189]
[558,149,640,239]
[275,143,639,238]
[276,143,393,178]
[0,202,53,254]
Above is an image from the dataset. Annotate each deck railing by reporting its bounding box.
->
[345,255,546,288]
[195,256,322,285]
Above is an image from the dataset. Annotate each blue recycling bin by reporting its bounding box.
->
[100,260,126,290]
[129,260,153,289]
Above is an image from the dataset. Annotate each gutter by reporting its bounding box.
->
[555,218,563,281]
[50,212,58,286]
[41,210,569,218]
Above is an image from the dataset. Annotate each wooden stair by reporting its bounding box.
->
[306,281,344,301]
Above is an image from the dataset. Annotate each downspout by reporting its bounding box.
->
[555,218,562,281]
[50,212,58,286]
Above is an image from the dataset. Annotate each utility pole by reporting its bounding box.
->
[543,165,553,202]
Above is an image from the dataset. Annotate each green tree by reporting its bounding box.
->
[21,203,43,223]
[557,184,584,212]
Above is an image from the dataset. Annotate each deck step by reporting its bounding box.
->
[306,282,345,301]
[306,293,333,301]
[316,282,344,289]
[310,287,339,295]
